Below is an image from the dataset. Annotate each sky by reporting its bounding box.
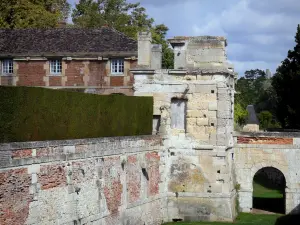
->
[69,0,300,76]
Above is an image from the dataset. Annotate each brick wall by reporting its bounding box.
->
[18,61,45,86]
[0,136,164,225]
[0,59,137,95]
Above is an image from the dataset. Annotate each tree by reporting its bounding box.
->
[234,103,248,129]
[151,24,174,69]
[235,69,267,109]
[0,0,70,28]
[72,0,174,69]
[272,25,300,128]
[72,0,153,37]
[234,68,279,128]
[258,111,273,130]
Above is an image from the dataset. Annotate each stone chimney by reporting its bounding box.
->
[151,44,162,69]
[168,36,228,69]
[138,32,152,68]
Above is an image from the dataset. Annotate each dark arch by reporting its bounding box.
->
[252,167,286,214]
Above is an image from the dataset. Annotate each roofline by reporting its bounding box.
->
[0,51,138,58]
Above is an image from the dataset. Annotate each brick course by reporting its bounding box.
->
[237,136,293,145]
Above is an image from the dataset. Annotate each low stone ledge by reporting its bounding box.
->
[167,191,236,198]
[234,131,300,138]
[0,135,161,151]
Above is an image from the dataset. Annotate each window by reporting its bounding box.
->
[50,60,62,75]
[2,59,13,75]
[111,59,124,75]
[171,98,187,130]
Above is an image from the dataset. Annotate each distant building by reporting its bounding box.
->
[266,69,272,78]
[0,28,139,95]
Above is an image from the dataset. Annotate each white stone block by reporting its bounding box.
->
[197,118,209,126]
[64,146,76,154]
[28,164,40,174]
[32,174,38,184]
[209,102,217,111]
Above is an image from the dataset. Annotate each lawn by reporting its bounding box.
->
[253,177,283,199]
[252,175,285,214]
[162,213,280,225]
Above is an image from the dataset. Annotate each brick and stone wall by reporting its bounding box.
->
[234,132,300,214]
[0,59,137,96]
[0,136,165,225]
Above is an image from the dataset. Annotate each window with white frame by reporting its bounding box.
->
[50,59,62,75]
[2,59,13,75]
[111,59,124,75]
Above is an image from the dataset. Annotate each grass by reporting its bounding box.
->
[253,181,283,198]
[162,213,280,225]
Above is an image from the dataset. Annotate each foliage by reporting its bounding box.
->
[258,111,280,130]
[151,24,174,69]
[234,103,248,129]
[272,25,300,128]
[258,111,272,130]
[0,0,70,28]
[72,0,174,69]
[234,68,282,129]
[235,69,267,109]
[0,86,153,143]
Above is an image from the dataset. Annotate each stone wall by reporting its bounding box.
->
[0,136,165,225]
[135,33,238,222]
[132,34,237,222]
[0,59,137,96]
[132,69,237,222]
[234,132,300,214]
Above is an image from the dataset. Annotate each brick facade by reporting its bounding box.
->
[0,59,137,95]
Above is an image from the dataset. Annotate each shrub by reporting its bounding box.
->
[0,86,153,142]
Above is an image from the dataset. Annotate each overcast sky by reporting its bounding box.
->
[69,0,300,76]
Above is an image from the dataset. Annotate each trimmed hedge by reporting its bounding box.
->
[0,86,153,143]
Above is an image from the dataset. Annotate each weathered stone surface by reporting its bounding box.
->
[0,136,164,225]
[234,133,300,214]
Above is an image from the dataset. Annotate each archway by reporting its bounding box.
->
[252,167,286,214]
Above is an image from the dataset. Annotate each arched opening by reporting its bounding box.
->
[252,167,286,214]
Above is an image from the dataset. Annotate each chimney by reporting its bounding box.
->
[138,32,152,68]
[151,44,162,69]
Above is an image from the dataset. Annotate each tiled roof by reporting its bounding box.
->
[0,27,137,57]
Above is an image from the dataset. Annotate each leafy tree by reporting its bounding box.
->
[244,69,266,79]
[72,0,153,37]
[234,103,248,129]
[234,68,280,128]
[258,111,273,130]
[151,24,174,69]
[235,69,267,109]
[72,0,174,69]
[272,25,300,128]
[0,0,70,28]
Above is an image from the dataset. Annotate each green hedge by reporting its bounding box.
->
[0,86,153,143]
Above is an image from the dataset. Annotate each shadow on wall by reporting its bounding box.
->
[275,204,300,225]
